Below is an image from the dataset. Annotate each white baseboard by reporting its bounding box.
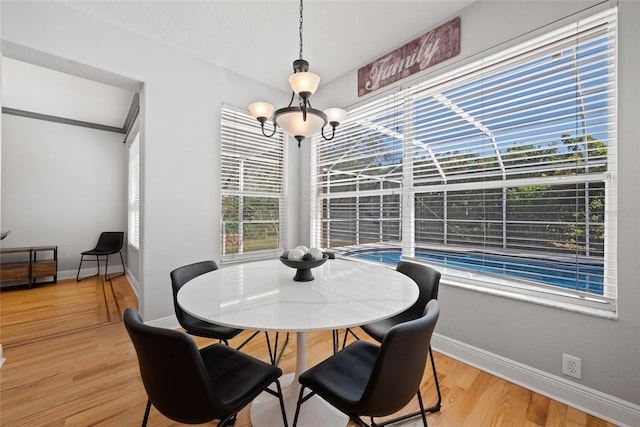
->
[124,269,140,299]
[57,267,125,281]
[431,334,640,427]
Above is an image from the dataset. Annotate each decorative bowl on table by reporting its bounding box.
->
[280,254,329,282]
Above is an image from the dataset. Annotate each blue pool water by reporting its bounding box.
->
[350,248,604,295]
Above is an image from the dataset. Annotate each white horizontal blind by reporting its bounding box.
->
[312,94,404,264]
[221,106,286,263]
[127,132,140,249]
[313,9,617,310]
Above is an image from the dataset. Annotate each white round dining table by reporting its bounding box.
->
[177,257,419,427]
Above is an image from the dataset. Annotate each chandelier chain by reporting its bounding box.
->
[298,0,304,60]
[248,0,344,144]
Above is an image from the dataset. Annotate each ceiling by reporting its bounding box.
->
[2,57,136,130]
[60,0,476,92]
[3,1,475,128]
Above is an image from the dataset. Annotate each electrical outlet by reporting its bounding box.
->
[562,353,582,379]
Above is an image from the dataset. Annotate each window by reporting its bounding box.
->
[128,131,140,249]
[221,106,287,263]
[312,9,617,314]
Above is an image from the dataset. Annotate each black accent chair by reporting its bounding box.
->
[293,300,440,427]
[124,308,288,427]
[76,231,125,281]
[171,261,288,365]
[361,260,442,417]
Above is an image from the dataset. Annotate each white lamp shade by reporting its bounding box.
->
[324,108,347,125]
[288,72,320,96]
[249,102,274,119]
[276,109,326,137]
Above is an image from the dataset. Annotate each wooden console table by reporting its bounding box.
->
[0,246,58,289]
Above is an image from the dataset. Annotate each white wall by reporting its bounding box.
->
[0,0,285,321]
[311,0,640,421]
[1,114,126,276]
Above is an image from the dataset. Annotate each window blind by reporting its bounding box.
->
[312,8,617,313]
[311,94,404,264]
[221,106,287,263]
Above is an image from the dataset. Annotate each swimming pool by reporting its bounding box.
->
[349,248,604,295]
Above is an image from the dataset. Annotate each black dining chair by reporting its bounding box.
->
[292,300,440,427]
[360,260,442,416]
[76,231,125,281]
[171,260,288,365]
[124,308,287,427]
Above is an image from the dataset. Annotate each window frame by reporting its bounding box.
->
[220,105,288,264]
[127,120,140,250]
[311,8,617,317]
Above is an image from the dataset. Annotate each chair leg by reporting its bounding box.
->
[416,391,429,427]
[275,379,289,427]
[236,330,261,351]
[266,332,274,362]
[274,332,290,366]
[372,391,429,427]
[260,379,289,427]
[426,345,442,412]
[76,254,101,281]
[141,399,151,427]
[265,331,290,365]
[106,251,126,281]
[219,413,238,426]
[76,255,84,281]
[332,330,339,354]
[332,328,360,354]
[292,386,307,427]
[343,327,359,348]
[118,251,126,276]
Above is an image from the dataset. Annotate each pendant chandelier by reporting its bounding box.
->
[249,0,346,147]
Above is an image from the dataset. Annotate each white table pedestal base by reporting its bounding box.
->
[250,332,348,427]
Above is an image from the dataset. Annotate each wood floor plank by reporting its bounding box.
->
[95,275,110,323]
[102,278,121,322]
[0,276,617,427]
[528,392,552,426]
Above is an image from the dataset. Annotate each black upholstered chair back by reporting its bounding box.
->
[170,261,218,329]
[124,308,225,424]
[94,231,124,253]
[396,261,441,320]
[358,300,439,417]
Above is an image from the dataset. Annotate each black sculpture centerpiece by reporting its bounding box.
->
[280,254,328,282]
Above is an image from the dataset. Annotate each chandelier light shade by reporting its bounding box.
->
[324,108,348,126]
[249,0,346,146]
[289,72,320,98]
[248,102,275,123]
[277,107,327,138]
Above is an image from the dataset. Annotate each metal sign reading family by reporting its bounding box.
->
[358,17,461,97]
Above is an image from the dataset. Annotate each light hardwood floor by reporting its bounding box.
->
[0,277,615,427]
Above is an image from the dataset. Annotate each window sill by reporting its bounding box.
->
[327,255,618,319]
[440,273,617,320]
[221,249,283,265]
